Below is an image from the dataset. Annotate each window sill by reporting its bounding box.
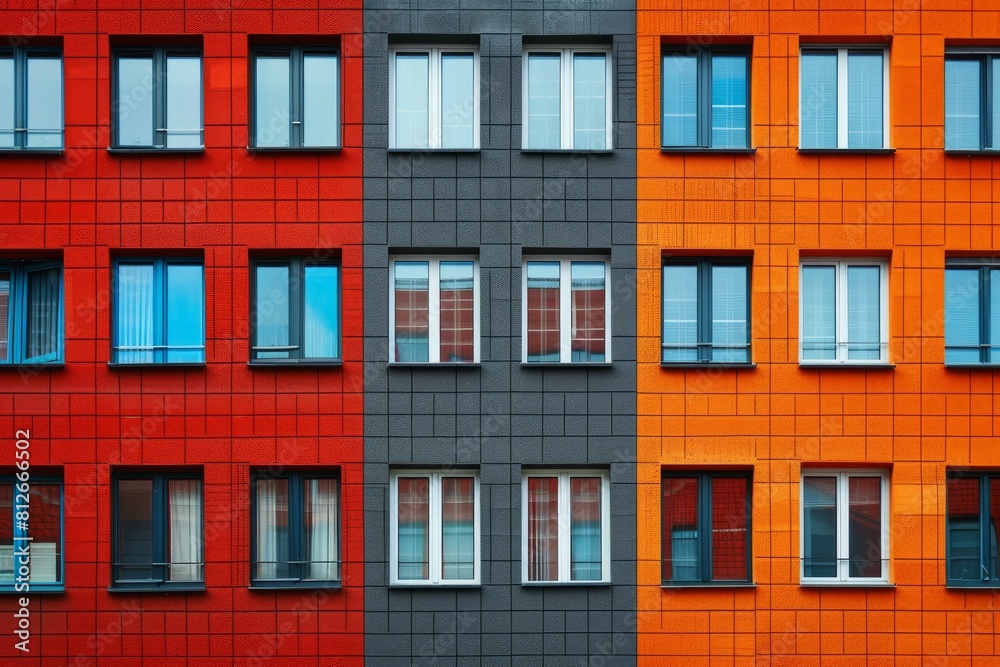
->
[521,148,614,155]
[660,147,756,154]
[107,362,206,369]
[108,584,206,593]
[107,147,205,155]
[943,149,1000,156]
[0,362,64,369]
[522,581,611,587]
[946,582,1000,589]
[799,581,893,588]
[388,362,480,368]
[387,147,480,153]
[520,362,613,368]
[389,583,481,588]
[661,582,756,589]
[0,586,64,594]
[660,362,756,370]
[798,363,895,369]
[0,148,63,155]
[247,146,342,153]
[796,148,895,155]
[945,363,1000,370]
[248,360,343,368]
[249,581,342,591]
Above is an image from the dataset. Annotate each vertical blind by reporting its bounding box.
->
[945,59,981,150]
[710,54,747,148]
[711,264,748,363]
[846,51,883,149]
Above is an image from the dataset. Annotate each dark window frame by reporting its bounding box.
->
[0,474,64,593]
[249,256,342,364]
[0,259,64,365]
[110,471,204,592]
[110,46,204,151]
[661,257,752,364]
[249,471,341,588]
[946,471,1000,587]
[0,46,64,151]
[945,51,999,151]
[250,45,340,150]
[945,261,1000,365]
[660,45,751,149]
[661,471,752,585]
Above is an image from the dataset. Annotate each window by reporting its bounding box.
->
[522,257,610,363]
[251,257,340,363]
[945,261,1000,364]
[799,259,888,364]
[662,259,750,364]
[389,257,478,364]
[252,46,338,149]
[522,470,610,584]
[112,47,202,150]
[661,472,751,584]
[112,472,203,590]
[0,47,63,150]
[0,260,63,365]
[945,51,1000,150]
[522,46,611,150]
[661,47,748,149]
[0,474,63,592]
[799,47,889,149]
[800,471,888,583]
[389,46,479,149]
[112,258,205,364]
[390,471,479,585]
[251,472,339,586]
[946,472,1000,586]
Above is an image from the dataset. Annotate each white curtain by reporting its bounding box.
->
[255,479,279,580]
[116,263,154,363]
[306,479,339,580]
[168,480,202,582]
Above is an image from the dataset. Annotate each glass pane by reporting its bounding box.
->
[0,485,11,580]
[711,54,747,148]
[28,484,61,583]
[803,476,837,578]
[945,59,981,150]
[846,265,881,360]
[254,265,291,359]
[115,263,154,363]
[117,57,154,146]
[570,477,602,581]
[800,52,838,149]
[847,51,884,149]
[167,479,202,581]
[26,55,62,148]
[166,55,202,148]
[526,53,561,149]
[439,261,475,362]
[441,477,475,580]
[394,53,428,148]
[304,264,340,359]
[661,54,697,146]
[991,269,1000,364]
[712,477,748,581]
[662,477,699,581]
[570,261,606,362]
[573,53,606,150]
[801,266,836,360]
[165,263,204,363]
[711,265,748,363]
[254,478,290,580]
[990,478,1000,580]
[662,265,698,362]
[947,477,981,582]
[393,261,429,362]
[397,477,429,580]
[945,268,981,364]
[254,54,290,147]
[304,54,338,147]
[848,477,882,578]
[0,56,13,147]
[526,261,561,362]
[0,271,10,361]
[994,62,1000,149]
[116,479,154,581]
[440,53,475,149]
[527,477,559,582]
[305,478,339,580]
[26,267,60,361]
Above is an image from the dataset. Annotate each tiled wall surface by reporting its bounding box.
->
[361,1,638,665]
[0,3,366,665]
[637,2,1000,665]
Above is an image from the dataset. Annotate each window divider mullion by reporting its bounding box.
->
[429,474,442,584]
[701,475,712,583]
[291,48,303,148]
[429,49,441,149]
[428,260,441,363]
[155,50,167,148]
[981,267,991,364]
[153,477,166,585]
[12,267,25,363]
[700,262,711,363]
[289,476,303,582]
[154,260,166,363]
[562,50,573,149]
[700,52,710,148]
[980,477,990,581]
[15,50,26,148]
[559,473,571,583]
[837,50,849,149]
[290,259,303,361]
[836,262,847,363]
[984,57,993,150]
[837,473,848,581]
[560,260,572,364]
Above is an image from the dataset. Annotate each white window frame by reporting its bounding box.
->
[388,256,480,364]
[799,46,891,149]
[521,469,611,585]
[389,470,480,586]
[800,470,890,585]
[798,258,889,365]
[520,46,613,151]
[521,256,612,364]
[388,46,480,149]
